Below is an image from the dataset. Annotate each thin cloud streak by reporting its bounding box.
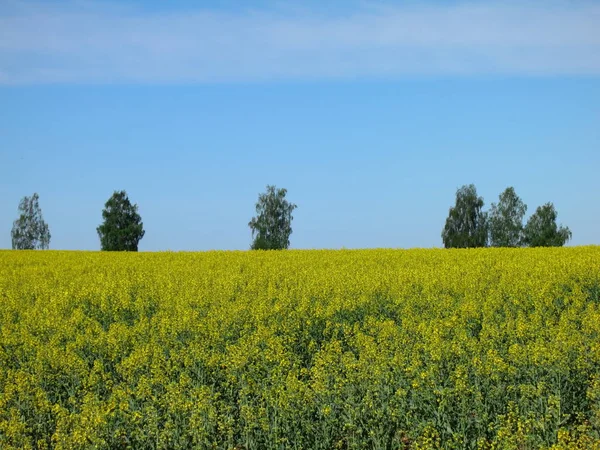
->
[1,1,599,84]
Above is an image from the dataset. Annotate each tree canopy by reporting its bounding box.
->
[97,190,145,251]
[488,187,527,247]
[442,184,488,248]
[11,193,51,250]
[522,203,572,247]
[249,185,297,250]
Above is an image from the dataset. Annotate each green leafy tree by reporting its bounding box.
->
[488,187,527,247]
[442,184,488,248]
[522,202,571,247]
[11,193,51,250]
[249,185,297,250]
[97,190,145,251]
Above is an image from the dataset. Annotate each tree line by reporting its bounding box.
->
[10,186,296,251]
[442,184,571,248]
[10,184,570,251]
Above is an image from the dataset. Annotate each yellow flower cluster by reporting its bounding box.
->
[1,247,599,449]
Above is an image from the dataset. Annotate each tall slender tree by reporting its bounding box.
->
[11,193,51,250]
[249,185,297,250]
[442,184,488,248]
[488,187,527,247]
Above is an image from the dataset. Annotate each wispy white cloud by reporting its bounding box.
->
[1,1,599,84]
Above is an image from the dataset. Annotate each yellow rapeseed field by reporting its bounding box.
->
[1,248,599,449]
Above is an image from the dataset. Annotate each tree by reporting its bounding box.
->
[249,185,297,250]
[11,193,51,250]
[97,190,145,251]
[488,187,527,247]
[442,184,488,248]
[522,203,571,247]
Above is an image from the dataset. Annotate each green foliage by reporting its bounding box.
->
[523,202,572,247]
[249,185,297,250]
[489,187,527,247]
[96,191,145,251]
[441,184,488,248]
[10,193,51,250]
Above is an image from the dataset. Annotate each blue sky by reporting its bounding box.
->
[1,0,599,250]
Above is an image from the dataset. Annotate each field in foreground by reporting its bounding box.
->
[1,248,600,449]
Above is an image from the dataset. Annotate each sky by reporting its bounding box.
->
[1,0,599,251]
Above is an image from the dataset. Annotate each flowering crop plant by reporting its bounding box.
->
[1,248,599,449]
